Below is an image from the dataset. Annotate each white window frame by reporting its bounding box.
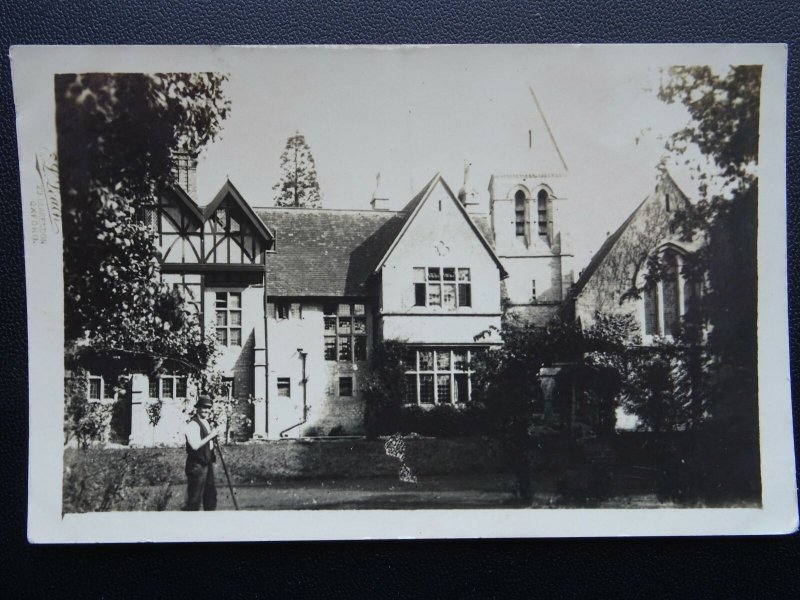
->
[323,303,368,362]
[148,374,189,400]
[215,290,243,346]
[413,268,472,309]
[404,348,474,406]
[277,377,291,398]
[86,374,117,404]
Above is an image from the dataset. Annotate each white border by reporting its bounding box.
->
[11,44,796,542]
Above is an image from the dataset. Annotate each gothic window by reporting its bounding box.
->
[514,190,526,237]
[537,189,549,237]
[642,249,699,338]
[662,252,681,337]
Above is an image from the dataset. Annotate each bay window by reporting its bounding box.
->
[404,347,474,405]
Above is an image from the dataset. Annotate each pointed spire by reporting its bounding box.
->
[528,86,568,173]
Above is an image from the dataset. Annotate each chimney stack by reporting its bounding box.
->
[370,172,390,211]
[171,151,198,200]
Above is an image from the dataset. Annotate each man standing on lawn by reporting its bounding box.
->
[184,395,221,511]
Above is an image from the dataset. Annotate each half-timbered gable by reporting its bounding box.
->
[142,184,205,265]
[202,180,275,267]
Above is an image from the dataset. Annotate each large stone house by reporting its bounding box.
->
[94,90,579,445]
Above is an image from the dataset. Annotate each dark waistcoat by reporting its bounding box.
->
[186,416,216,466]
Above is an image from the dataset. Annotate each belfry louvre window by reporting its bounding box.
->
[514,190,526,237]
[324,303,367,362]
[404,348,473,405]
[413,268,471,308]
[537,189,549,237]
[215,291,242,346]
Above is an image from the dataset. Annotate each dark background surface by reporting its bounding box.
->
[0,0,797,596]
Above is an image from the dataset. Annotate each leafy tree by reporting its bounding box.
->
[470,314,634,501]
[56,73,230,382]
[272,131,323,207]
[657,65,761,432]
[361,340,412,438]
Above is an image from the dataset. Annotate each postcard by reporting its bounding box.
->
[11,43,796,542]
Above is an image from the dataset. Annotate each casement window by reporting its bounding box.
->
[413,268,471,309]
[268,301,302,320]
[531,279,537,302]
[277,378,291,397]
[87,374,117,402]
[339,376,353,397]
[643,250,701,338]
[514,190,526,237]
[215,291,242,346]
[324,303,367,362]
[403,348,474,405]
[161,273,202,314]
[148,374,189,400]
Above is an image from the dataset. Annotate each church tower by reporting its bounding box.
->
[488,88,574,325]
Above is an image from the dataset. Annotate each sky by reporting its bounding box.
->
[192,46,700,270]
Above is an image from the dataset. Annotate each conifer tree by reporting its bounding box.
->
[273,131,323,207]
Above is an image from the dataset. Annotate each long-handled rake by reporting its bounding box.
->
[215,441,239,511]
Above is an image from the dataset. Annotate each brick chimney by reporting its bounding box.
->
[370,172,390,211]
[171,151,198,200]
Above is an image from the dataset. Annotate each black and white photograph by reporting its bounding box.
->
[11,44,795,541]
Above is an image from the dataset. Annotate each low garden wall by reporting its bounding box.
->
[64,437,507,487]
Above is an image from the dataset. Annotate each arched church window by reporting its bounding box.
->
[644,283,660,336]
[514,190,526,237]
[537,189,549,237]
[641,248,699,338]
[662,251,681,337]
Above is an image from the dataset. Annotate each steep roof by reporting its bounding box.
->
[205,179,275,242]
[572,170,691,296]
[572,196,649,295]
[255,208,406,296]
[254,175,504,296]
[490,87,569,179]
[373,173,507,277]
